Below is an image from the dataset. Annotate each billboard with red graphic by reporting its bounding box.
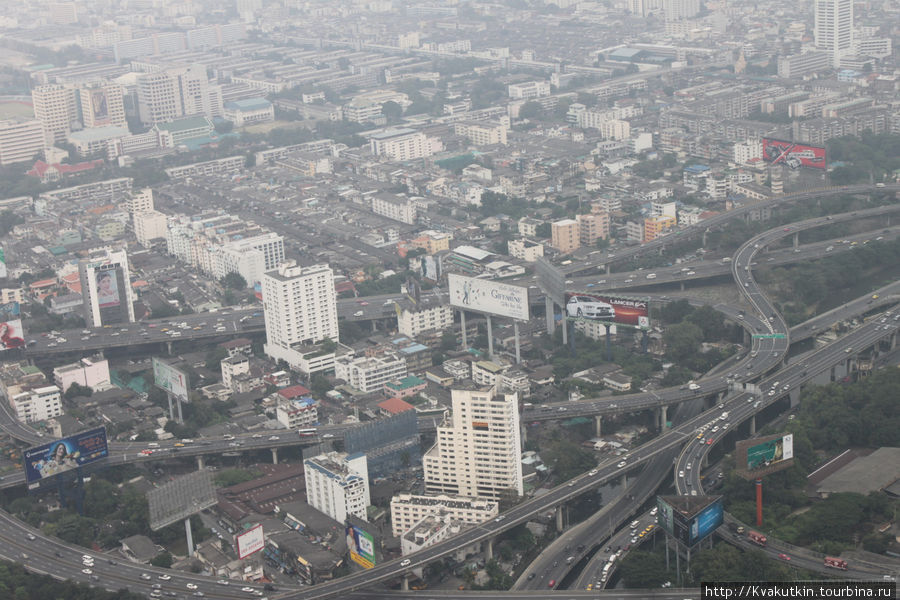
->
[565,293,650,329]
[762,139,826,170]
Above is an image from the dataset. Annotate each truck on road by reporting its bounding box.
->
[748,531,767,546]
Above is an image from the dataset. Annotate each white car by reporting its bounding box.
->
[82,568,92,575]
[617,461,627,468]
[217,580,230,586]
[400,559,411,567]
[566,296,615,320]
[678,470,685,478]
[241,588,255,593]
[186,583,198,590]
[159,574,171,580]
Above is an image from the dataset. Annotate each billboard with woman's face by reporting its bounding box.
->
[96,269,120,308]
[23,427,109,485]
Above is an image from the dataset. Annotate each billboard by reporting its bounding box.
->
[153,358,189,401]
[762,139,826,170]
[23,427,109,485]
[449,274,529,321]
[0,245,6,279]
[0,318,25,351]
[236,524,265,559]
[346,524,376,569]
[736,433,794,479]
[91,89,109,121]
[92,263,129,325]
[96,268,120,308]
[564,292,650,328]
[656,495,723,547]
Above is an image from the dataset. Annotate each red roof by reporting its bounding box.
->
[26,159,104,179]
[29,279,57,289]
[377,397,414,415]
[278,384,311,400]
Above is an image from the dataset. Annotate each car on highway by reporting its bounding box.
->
[141,573,152,580]
[778,553,791,561]
[548,580,556,588]
[268,435,280,441]
[159,574,171,580]
[186,583,198,590]
[494,515,505,522]
[26,533,35,540]
[400,559,411,567]
[217,580,230,585]
[678,470,684,478]
[617,461,627,468]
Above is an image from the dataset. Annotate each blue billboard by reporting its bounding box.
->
[23,427,109,485]
[690,497,724,545]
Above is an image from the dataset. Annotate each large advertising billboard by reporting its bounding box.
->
[564,292,649,328]
[0,245,7,279]
[346,524,376,569]
[656,495,723,547]
[96,268,120,308]
[94,263,128,325]
[236,524,265,559]
[762,139,826,170]
[449,274,529,321]
[737,433,794,478]
[0,318,25,351]
[91,89,109,121]
[153,358,189,401]
[23,427,109,485]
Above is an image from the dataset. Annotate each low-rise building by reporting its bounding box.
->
[507,238,544,262]
[304,452,370,523]
[275,397,318,429]
[390,493,498,537]
[334,352,407,394]
[52,355,110,393]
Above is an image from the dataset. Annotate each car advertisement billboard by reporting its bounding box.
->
[762,139,826,170]
[346,524,376,569]
[23,427,109,485]
[153,358,189,401]
[564,292,649,328]
[236,524,265,559]
[449,274,529,321]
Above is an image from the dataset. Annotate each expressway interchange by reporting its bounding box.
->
[0,185,897,598]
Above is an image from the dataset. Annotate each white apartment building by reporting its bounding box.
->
[369,129,436,161]
[214,233,284,287]
[275,397,318,429]
[134,211,167,247]
[663,0,700,20]
[137,65,222,125]
[454,121,508,146]
[397,303,454,337]
[220,354,249,390]
[733,140,763,164]
[52,356,110,393]
[32,84,76,146]
[815,0,854,67]
[471,361,507,387]
[304,452,370,523]
[507,238,544,262]
[507,81,550,99]
[400,512,481,564]
[423,385,524,501]
[11,385,62,423]
[0,119,45,166]
[371,193,417,225]
[262,262,339,367]
[389,493,499,537]
[334,353,407,394]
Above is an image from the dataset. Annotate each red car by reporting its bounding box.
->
[706,438,714,445]
[548,580,556,588]
[140,449,154,455]
[778,553,790,561]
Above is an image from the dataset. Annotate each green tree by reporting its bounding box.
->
[517,101,545,120]
[214,468,260,487]
[619,550,670,588]
[64,382,93,399]
[205,346,228,371]
[222,272,247,289]
[84,478,119,519]
[150,552,174,568]
[663,321,703,361]
[381,101,403,122]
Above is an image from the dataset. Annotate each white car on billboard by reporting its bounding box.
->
[566,296,615,320]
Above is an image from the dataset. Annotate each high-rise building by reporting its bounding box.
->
[78,83,127,129]
[136,65,219,126]
[32,84,77,146]
[78,247,135,327]
[423,384,523,501]
[262,262,339,366]
[815,0,854,68]
[551,218,580,253]
[304,451,370,523]
[0,119,45,166]
[663,0,700,20]
[577,212,610,246]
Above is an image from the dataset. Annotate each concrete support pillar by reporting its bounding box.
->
[891,332,897,350]
[271,447,279,464]
[561,311,568,346]
[750,415,756,435]
[680,281,685,292]
[793,232,799,248]
[606,264,611,275]
[830,365,836,382]
[556,505,565,531]
[545,297,555,335]
[659,405,668,430]
[185,517,195,557]
[401,575,409,591]
[166,341,173,355]
[486,314,494,360]
[521,424,527,443]
[484,538,493,561]
[594,415,602,437]
[371,320,377,332]
[789,388,801,408]
[514,321,521,364]
[197,455,205,470]
[167,392,175,421]
[460,311,467,348]
[623,473,628,488]
[702,230,708,247]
